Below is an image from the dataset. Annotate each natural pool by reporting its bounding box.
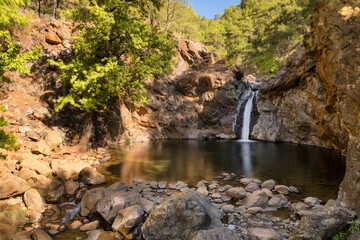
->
[99,140,345,202]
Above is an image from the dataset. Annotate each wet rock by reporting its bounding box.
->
[240,178,253,186]
[80,220,99,231]
[262,188,273,198]
[86,230,112,240]
[79,167,106,185]
[32,141,51,156]
[65,179,79,195]
[20,159,53,176]
[158,181,168,189]
[80,188,106,216]
[24,189,45,213]
[137,198,155,214]
[268,194,288,209]
[45,131,63,150]
[112,205,144,236]
[31,228,52,240]
[51,159,91,181]
[261,180,276,190]
[246,190,269,207]
[149,181,158,189]
[292,202,309,214]
[133,178,143,184]
[227,187,246,199]
[249,228,282,240]
[289,186,299,193]
[246,207,263,214]
[69,220,83,230]
[292,201,354,240]
[245,183,260,193]
[0,173,30,199]
[142,191,223,239]
[304,197,321,207]
[192,227,240,240]
[274,185,290,195]
[96,191,141,224]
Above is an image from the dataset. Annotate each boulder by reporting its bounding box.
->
[51,159,91,181]
[20,159,53,176]
[0,173,30,199]
[268,194,288,209]
[0,213,17,240]
[246,190,269,207]
[137,198,155,214]
[86,230,112,240]
[69,220,82,230]
[249,228,282,240]
[274,185,290,195]
[45,131,63,150]
[79,167,106,185]
[197,186,208,196]
[80,187,106,216]
[304,197,321,207]
[261,179,276,190]
[240,178,253,185]
[45,33,62,45]
[24,189,45,213]
[245,183,260,192]
[27,174,64,202]
[192,227,240,240]
[80,220,99,231]
[142,191,223,240]
[0,166,11,175]
[95,191,140,223]
[291,201,354,240]
[227,187,246,199]
[31,228,52,240]
[65,179,79,195]
[112,205,144,236]
[26,131,41,141]
[32,141,51,156]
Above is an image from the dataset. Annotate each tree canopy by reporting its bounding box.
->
[52,0,176,114]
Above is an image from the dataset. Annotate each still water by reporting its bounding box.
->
[100,140,345,202]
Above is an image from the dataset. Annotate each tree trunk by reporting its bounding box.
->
[38,0,41,17]
[52,0,57,19]
[78,113,93,152]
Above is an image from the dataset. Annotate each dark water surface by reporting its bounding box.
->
[99,140,345,202]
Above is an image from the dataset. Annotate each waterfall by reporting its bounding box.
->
[241,91,255,140]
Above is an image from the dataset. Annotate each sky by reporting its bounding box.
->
[189,0,240,19]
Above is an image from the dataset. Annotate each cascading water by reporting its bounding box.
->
[241,91,255,140]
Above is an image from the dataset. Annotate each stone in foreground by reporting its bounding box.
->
[192,227,240,240]
[0,173,30,199]
[142,191,223,240]
[249,228,282,240]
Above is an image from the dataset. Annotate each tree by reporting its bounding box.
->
[51,0,176,151]
[0,0,42,157]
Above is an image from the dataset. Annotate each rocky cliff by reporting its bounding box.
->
[102,38,251,143]
[252,0,360,213]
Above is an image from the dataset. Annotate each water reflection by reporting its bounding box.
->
[101,140,345,201]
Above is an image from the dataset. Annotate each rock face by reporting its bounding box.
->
[141,191,224,240]
[101,38,250,144]
[250,1,360,214]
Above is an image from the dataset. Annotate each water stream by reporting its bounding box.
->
[241,91,255,140]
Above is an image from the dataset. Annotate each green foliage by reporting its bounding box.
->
[333,219,360,240]
[197,0,315,75]
[52,0,176,113]
[0,31,42,82]
[0,0,30,28]
[0,104,19,158]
